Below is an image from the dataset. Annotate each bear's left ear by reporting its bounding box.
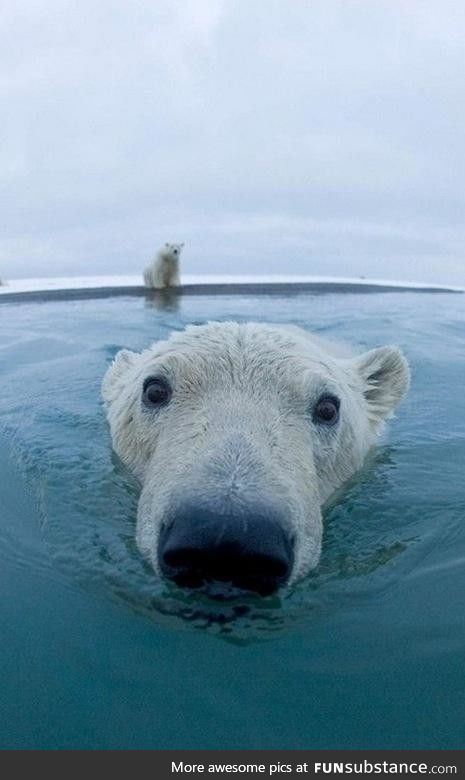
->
[354,345,410,424]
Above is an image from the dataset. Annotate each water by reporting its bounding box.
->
[0,290,464,749]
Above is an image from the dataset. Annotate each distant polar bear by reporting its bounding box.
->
[143,242,184,289]
[102,323,410,596]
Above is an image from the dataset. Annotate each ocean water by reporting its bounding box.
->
[0,290,464,749]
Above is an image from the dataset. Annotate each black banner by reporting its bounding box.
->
[0,751,463,779]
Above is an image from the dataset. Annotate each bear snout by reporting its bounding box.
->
[157,502,294,597]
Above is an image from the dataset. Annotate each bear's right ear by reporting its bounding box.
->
[101,349,138,405]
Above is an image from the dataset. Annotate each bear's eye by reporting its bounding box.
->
[313,394,340,426]
[142,376,172,408]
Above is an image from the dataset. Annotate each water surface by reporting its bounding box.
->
[0,291,464,748]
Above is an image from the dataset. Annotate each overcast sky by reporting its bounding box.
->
[2,0,465,283]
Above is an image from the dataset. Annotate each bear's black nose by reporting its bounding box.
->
[158,504,294,596]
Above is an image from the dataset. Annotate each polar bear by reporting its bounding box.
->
[143,242,184,289]
[102,322,409,596]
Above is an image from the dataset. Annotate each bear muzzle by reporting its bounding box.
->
[157,502,294,597]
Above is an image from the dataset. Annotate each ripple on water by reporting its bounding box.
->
[0,293,464,646]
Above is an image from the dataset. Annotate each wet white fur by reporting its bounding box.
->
[102,322,410,584]
[143,242,184,289]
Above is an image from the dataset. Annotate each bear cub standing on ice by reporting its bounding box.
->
[102,323,410,597]
[143,242,184,289]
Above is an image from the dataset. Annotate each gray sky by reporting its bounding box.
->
[2,0,465,284]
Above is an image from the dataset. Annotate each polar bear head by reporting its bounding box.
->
[161,242,184,260]
[102,323,409,596]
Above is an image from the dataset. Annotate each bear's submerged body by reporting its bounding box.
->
[102,322,410,596]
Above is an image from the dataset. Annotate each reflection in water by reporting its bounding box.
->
[144,288,181,312]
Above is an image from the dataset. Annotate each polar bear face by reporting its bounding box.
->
[161,242,184,260]
[102,323,409,596]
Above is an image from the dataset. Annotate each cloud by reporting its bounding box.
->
[2,0,465,283]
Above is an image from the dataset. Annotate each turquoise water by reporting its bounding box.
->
[0,291,464,749]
